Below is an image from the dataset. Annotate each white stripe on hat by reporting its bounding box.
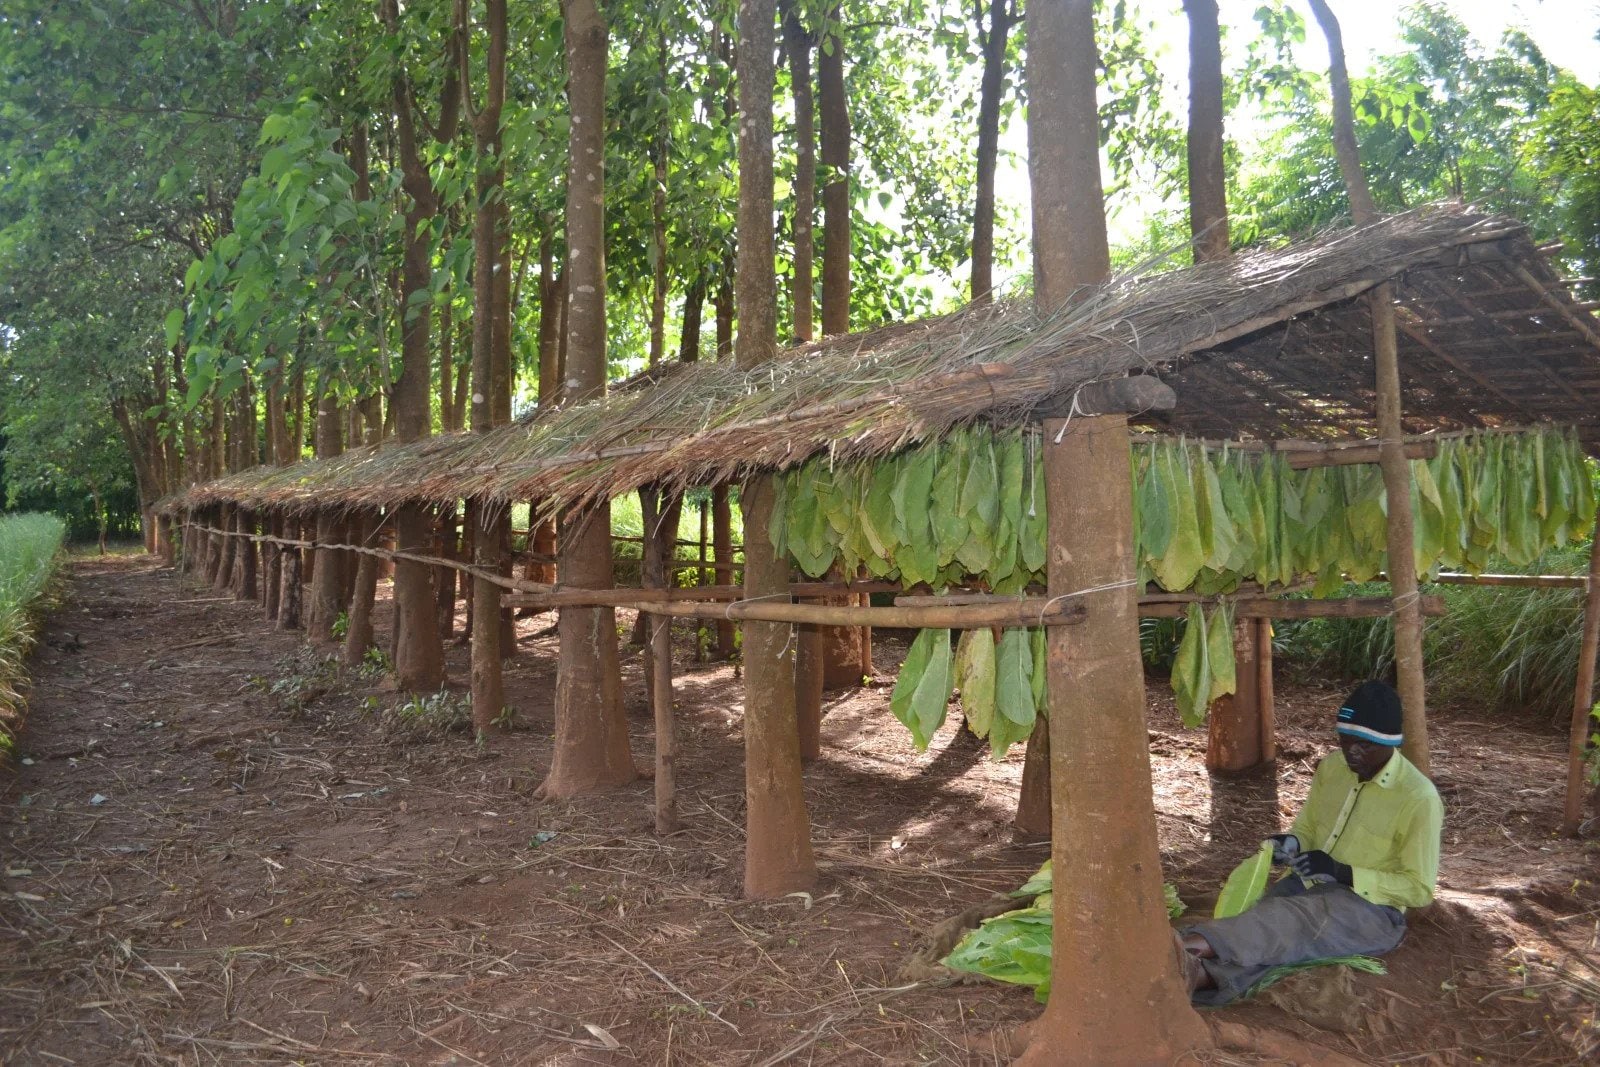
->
[1337,723,1403,746]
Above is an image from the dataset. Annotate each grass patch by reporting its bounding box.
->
[0,513,68,748]
[1276,543,1594,722]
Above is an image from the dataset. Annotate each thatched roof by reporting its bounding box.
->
[170,204,1600,518]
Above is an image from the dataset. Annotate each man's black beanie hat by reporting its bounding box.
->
[1336,680,1404,747]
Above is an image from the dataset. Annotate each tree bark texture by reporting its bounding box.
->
[1563,519,1600,835]
[737,0,815,899]
[343,511,383,668]
[1025,0,1111,314]
[542,0,638,797]
[276,517,303,632]
[1014,717,1050,836]
[713,484,736,657]
[213,504,236,592]
[795,622,824,760]
[641,487,680,833]
[1183,0,1229,262]
[233,508,256,601]
[818,4,849,336]
[782,0,815,341]
[1018,416,1210,1065]
[971,0,1014,302]
[1206,621,1263,773]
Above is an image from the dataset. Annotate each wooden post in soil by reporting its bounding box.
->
[1256,616,1276,763]
[213,504,237,592]
[641,487,680,833]
[713,485,735,658]
[1018,416,1210,1064]
[470,497,506,738]
[264,514,282,621]
[736,0,815,900]
[233,508,257,601]
[277,517,303,631]
[1205,621,1261,773]
[344,511,383,669]
[308,509,347,644]
[1562,524,1600,836]
[796,622,824,760]
[1014,719,1051,836]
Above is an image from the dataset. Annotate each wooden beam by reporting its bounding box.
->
[1138,595,1446,619]
[636,597,1088,629]
[1511,264,1600,353]
[1256,616,1276,763]
[501,584,742,610]
[1283,441,1437,468]
[1034,375,1176,418]
[641,489,679,836]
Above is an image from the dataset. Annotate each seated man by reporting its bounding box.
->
[1178,680,1443,1005]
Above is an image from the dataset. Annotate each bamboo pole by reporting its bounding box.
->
[1562,525,1600,836]
[502,585,743,610]
[642,489,680,835]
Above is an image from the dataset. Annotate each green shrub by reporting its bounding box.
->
[0,513,68,746]
[1276,543,1592,721]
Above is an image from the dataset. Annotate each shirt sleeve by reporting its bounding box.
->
[1350,789,1443,909]
[1288,758,1331,850]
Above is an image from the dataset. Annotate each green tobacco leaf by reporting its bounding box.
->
[990,628,1037,758]
[930,436,970,567]
[1214,840,1274,919]
[889,629,953,750]
[1206,603,1237,704]
[1171,603,1211,728]
[955,628,998,740]
[1153,445,1204,590]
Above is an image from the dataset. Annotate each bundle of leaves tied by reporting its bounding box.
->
[770,425,1596,749]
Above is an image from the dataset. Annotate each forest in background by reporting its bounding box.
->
[0,1,1595,540]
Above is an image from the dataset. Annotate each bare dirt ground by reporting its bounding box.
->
[1,553,1597,1065]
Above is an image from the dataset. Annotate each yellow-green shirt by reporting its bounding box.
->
[1289,749,1442,910]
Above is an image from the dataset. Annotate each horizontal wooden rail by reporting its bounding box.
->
[183,522,552,594]
[503,585,744,610]
[634,596,1088,629]
[1407,572,1589,590]
[1138,595,1447,620]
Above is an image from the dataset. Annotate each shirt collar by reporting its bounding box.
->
[1371,750,1405,789]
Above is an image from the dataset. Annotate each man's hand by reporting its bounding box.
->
[1290,849,1353,886]
[1266,833,1300,865]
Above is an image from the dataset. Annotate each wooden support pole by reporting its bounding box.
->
[1372,287,1431,773]
[1562,525,1600,836]
[635,597,1088,629]
[344,511,383,669]
[470,498,505,737]
[1031,414,1205,1056]
[1256,616,1276,763]
[503,585,743,610]
[641,488,680,834]
[796,623,824,761]
[1206,620,1261,774]
[1138,595,1446,619]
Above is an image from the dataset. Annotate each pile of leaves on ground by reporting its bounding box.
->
[0,513,66,747]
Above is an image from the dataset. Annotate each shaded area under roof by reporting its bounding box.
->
[169,204,1600,518]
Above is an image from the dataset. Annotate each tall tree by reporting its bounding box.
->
[781,0,816,341]
[1184,0,1229,261]
[817,2,850,335]
[738,0,817,900]
[1017,1,1208,1061]
[541,0,639,797]
[971,0,1017,303]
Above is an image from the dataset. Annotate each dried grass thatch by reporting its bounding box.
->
[169,204,1600,518]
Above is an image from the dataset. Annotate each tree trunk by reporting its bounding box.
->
[713,484,736,657]
[1183,0,1229,262]
[233,508,257,600]
[641,487,680,834]
[470,500,506,736]
[277,517,303,631]
[1018,3,1208,1060]
[264,513,282,621]
[1206,621,1263,773]
[648,32,670,367]
[542,0,637,797]
[781,0,815,341]
[796,621,824,759]
[1014,717,1050,836]
[971,0,1014,303]
[1308,0,1428,771]
[738,0,816,899]
[1018,416,1210,1064]
[383,0,454,693]
[213,504,237,592]
[678,277,706,361]
[818,4,849,336]
[436,507,459,641]
[344,512,383,668]
[307,394,347,644]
